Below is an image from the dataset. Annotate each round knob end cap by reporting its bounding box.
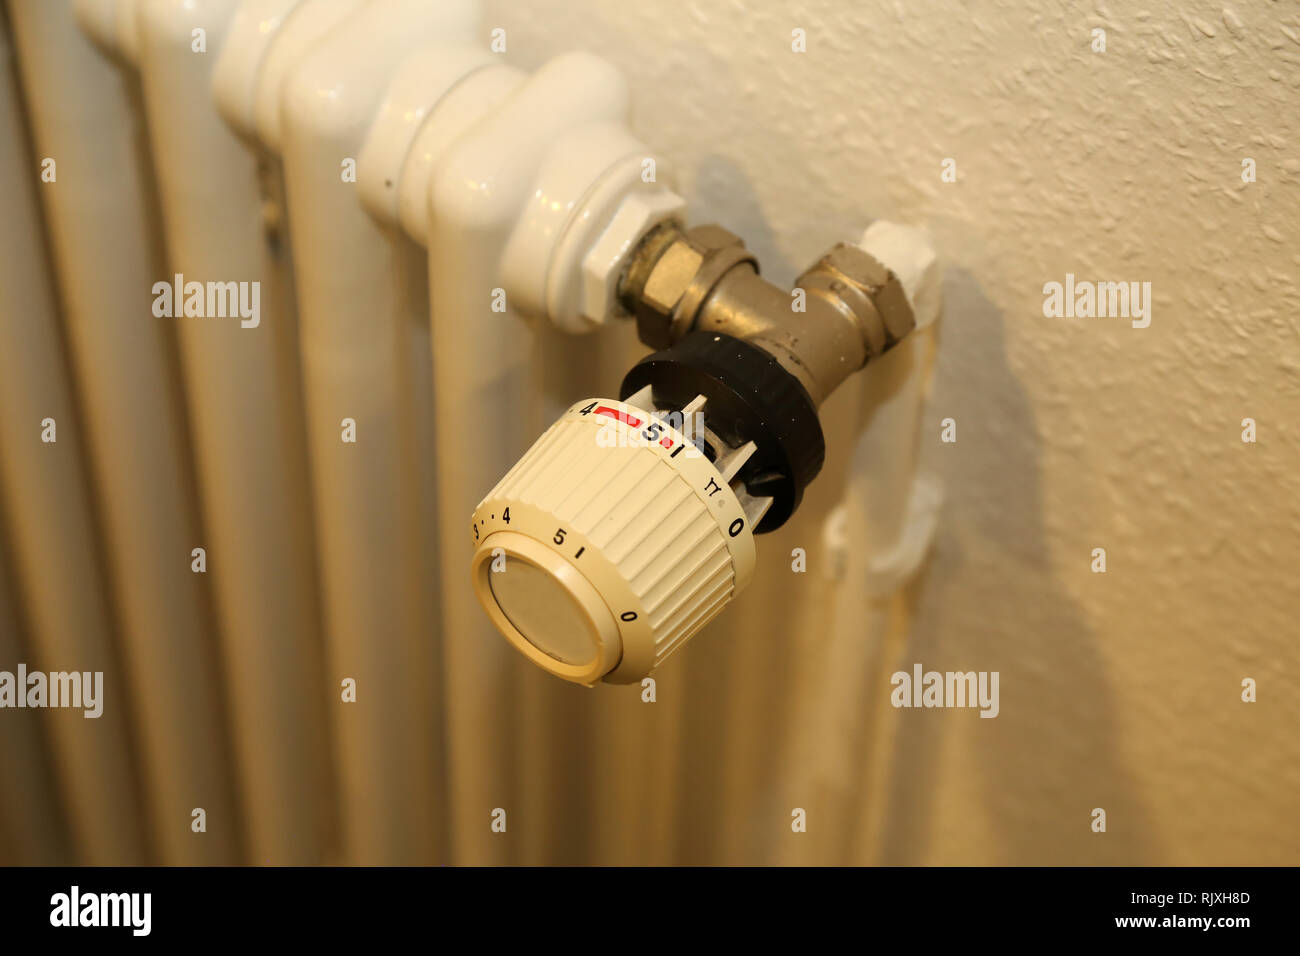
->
[472,531,622,684]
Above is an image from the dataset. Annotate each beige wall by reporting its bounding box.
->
[489,0,1300,864]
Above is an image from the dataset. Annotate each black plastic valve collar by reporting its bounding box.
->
[619,331,825,532]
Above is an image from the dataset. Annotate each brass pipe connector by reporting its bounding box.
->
[617,223,916,406]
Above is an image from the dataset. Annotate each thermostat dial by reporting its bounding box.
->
[470,397,756,684]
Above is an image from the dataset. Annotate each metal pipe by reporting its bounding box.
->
[9,0,241,865]
[134,0,333,865]
[620,224,917,407]
[272,0,474,864]
[0,16,147,865]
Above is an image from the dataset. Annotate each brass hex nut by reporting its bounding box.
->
[641,242,703,327]
[800,244,915,356]
[576,190,685,331]
[624,224,754,349]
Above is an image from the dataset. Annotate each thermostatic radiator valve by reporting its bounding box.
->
[472,220,932,684]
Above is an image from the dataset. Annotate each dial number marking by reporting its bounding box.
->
[585,403,677,450]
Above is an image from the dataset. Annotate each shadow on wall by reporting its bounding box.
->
[687,153,800,280]
[878,268,1163,865]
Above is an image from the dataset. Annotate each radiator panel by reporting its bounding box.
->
[0,0,929,867]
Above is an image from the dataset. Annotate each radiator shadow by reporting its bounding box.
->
[876,268,1162,865]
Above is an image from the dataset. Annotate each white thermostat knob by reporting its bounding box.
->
[470,396,757,684]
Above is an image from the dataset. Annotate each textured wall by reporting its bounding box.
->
[488,0,1300,864]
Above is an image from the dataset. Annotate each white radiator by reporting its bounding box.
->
[0,0,939,865]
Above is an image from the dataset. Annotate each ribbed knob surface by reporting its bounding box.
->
[470,397,755,684]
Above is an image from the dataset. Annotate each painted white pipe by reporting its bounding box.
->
[840,223,944,599]
[8,0,240,865]
[74,0,141,64]
[359,45,526,864]
[216,0,549,864]
[0,17,147,865]
[133,0,333,864]
[268,0,485,863]
[0,531,74,864]
[213,0,360,152]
